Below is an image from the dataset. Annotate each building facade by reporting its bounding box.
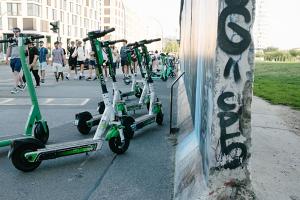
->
[0,0,101,53]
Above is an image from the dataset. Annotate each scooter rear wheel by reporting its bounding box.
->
[108,136,130,154]
[11,141,43,172]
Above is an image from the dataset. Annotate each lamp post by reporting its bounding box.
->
[152,18,163,52]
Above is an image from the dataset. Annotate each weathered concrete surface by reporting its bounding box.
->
[174,0,256,199]
[250,97,300,200]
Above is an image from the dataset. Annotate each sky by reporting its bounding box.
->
[266,0,300,49]
[125,0,181,39]
[125,0,300,49]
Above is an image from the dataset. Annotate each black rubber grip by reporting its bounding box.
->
[0,39,12,43]
[147,38,161,43]
[83,37,89,42]
[109,39,127,45]
[30,35,44,40]
[127,42,138,47]
[101,28,115,36]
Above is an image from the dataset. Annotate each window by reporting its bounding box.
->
[27,3,41,17]
[76,5,81,15]
[7,3,21,16]
[104,8,110,15]
[47,0,51,6]
[40,20,49,32]
[8,18,17,30]
[104,0,110,6]
[67,13,70,24]
[0,17,2,30]
[52,9,57,20]
[23,18,36,30]
[104,17,110,23]
[69,2,73,12]
[68,25,71,36]
[84,7,87,17]
[64,0,67,9]
[80,17,83,27]
[84,18,89,28]
[80,28,83,38]
[86,0,89,6]
[72,15,77,25]
[60,11,64,22]
[90,9,92,18]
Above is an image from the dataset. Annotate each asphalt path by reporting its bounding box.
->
[0,65,175,200]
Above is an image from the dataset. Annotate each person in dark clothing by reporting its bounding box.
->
[120,41,129,78]
[23,40,40,87]
[66,41,78,79]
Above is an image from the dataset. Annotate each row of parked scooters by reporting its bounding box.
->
[0,28,171,172]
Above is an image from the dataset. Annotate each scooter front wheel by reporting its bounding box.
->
[76,111,93,135]
[134,87,143,98]
[11,141,43,172]
[156,111,164,125]
[34,121,49,144]
[108,136,130,154]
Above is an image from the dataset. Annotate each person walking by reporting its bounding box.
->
[66,41,77,80]
[72,41,85,80]
[38,41,49,83]
[51,41,66,82]
[120,41,129,79]
[111,45,119,75]
[5,27,26,94]
[86,51,97,81]
[23,40,40,87]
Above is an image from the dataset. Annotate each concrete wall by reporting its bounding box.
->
[174,0,256,199]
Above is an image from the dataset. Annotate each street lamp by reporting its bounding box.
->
[152,18,163,52]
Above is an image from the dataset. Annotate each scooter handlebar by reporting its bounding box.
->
[84,28,116,42]
[108,39,127,45]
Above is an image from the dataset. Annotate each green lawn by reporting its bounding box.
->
[254,62,300,110]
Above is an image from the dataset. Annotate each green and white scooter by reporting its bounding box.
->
[159,53,176,81]
[0,36,49,148]
[115,38,164,138]
[9,28,130,172]
[74,39,129,135]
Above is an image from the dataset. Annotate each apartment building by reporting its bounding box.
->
[0,0,101,52]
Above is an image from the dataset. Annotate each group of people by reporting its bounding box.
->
[5,27,160,94]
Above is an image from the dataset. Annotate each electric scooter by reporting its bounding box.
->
[9,28,131,172]
[114,38,164,139]
[0,35,49,148]
[74,39,128,135]
[75,39,151,135]
[159,53,176,81]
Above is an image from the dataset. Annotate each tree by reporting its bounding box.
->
[163,40,179,54]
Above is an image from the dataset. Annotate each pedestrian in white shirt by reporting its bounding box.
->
[72,41,85,80]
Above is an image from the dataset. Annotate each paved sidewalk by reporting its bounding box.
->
[251,96,300,200]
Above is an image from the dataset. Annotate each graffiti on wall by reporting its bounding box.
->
[216,0,252,169]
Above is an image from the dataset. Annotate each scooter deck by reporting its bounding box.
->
[30,138,102,161]
[132,114,156,131]
[41,138,101,152]
[87,114,102,127]
[0,134,32,147]
[120,91,135,98]
[126,103,146,112]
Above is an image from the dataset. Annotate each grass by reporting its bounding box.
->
[254,61,300,110]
